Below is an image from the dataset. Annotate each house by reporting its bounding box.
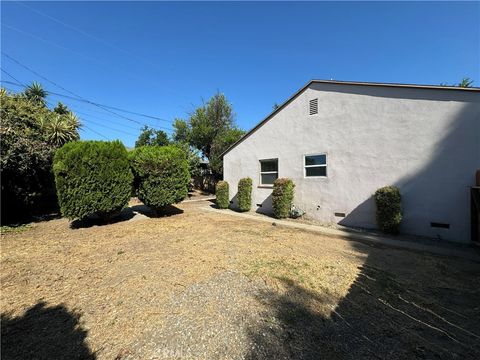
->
[221,80,480,243]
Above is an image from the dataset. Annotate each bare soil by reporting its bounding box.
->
[1,200,479,359]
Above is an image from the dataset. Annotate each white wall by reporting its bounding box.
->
[224,83,480,243]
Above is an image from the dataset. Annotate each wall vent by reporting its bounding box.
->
[430,222,450,229]
[309,98,318,115]
[256,203,263,207]
[334,212,346,218]
[229,200,233,204]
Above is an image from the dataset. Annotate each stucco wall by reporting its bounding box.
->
[223,83,480,243]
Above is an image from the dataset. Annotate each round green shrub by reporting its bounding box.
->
[237,177,252,212]
[215,181,229,209]
[53,140,133,220]
[374,186,402,234]
[129,145,189,212]
[272,178,295,219]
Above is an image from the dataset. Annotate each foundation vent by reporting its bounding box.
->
[430,222,450,229]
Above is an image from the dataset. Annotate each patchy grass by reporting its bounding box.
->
[1,224,32,235]
[1,200,479,359]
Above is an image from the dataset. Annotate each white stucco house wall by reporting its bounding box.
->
[222,80,480,243]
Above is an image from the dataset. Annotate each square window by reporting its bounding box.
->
[260,159,278,185]
[304,154,327,177]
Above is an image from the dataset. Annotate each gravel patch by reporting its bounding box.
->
[125,271,268,360]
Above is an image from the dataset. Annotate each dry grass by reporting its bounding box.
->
[1,200,479,359]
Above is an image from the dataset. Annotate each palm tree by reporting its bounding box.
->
[24,82,47,106]
[458,78,473,88]
[39,112,81,147]
[54,102,69,115]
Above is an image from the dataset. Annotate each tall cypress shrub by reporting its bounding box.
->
[53,140,132,220]
[237,177,252,212]
[215,181,229,209]
[374,186,402,234]
[272,178,295,219]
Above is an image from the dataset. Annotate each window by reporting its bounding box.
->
[309,98,318,115]
[260,159,278,185]
[304,154,327,177]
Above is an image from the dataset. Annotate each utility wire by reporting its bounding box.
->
[1,53,172,131]
[15,0,160,69]
[0,77,173,127]
[1,81,142,137]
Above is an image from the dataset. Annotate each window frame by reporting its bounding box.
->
[303,153,327,178]
[259,158,279,187]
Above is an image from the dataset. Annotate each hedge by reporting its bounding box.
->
[53,140,133,220]
[129,145,189,212]
[237,177,252,212]
[272,178,295,219]
[374,186,402,234]
[216,181,229,209]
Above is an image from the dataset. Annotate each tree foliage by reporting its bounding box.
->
[53,141,133,220]
[172,93,244,177]
[0,85,81,223]
[129,145,189,212]
[135,125,170,147]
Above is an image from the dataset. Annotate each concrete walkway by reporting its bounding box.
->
[202,205,480,262]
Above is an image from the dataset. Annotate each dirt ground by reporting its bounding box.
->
[1,200,479,359]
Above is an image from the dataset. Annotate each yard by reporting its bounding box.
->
[1,199,479,359]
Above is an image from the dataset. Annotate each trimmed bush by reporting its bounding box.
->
[237,177,252,212]
[129,145,189,212]
[272,178,295,219]
[374,186,402,234]
[53,140,133,220]
[215,181,229,209]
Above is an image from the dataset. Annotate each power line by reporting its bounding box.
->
[0,76,173,127]
[0,54,173,131]
[82,124,110,140]
[14,0,160,69]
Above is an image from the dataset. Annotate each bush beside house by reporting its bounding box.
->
[53,140,133,220]
[272,178,295,219]
[215,181,229,209]
[129,145,189,212]
[237,177,252,212]
[374,186,402,234]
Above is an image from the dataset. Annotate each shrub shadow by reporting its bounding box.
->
[130,204,184,218]
[1,301,95,360]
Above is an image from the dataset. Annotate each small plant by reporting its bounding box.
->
[374,186,402,234]
[129,145,189,213]
[215,181,229,209]
[237,177,252,212]
[53,140,133,220]
[272,178,295,219]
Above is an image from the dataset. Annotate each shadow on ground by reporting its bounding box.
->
[246,240,480,360]
[1,301,95,360]
[70,204,183,228]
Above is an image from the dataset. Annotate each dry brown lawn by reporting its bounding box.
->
[1,200,479,359]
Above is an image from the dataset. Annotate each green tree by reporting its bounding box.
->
[182,93,244,177]
[0,86,81,224]
[24,82,47,106]
[135,125,170,147]
[172,118,190,143]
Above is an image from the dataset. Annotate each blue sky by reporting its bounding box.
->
[1,1,479,147]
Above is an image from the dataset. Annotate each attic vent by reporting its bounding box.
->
[309,98,318,115]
